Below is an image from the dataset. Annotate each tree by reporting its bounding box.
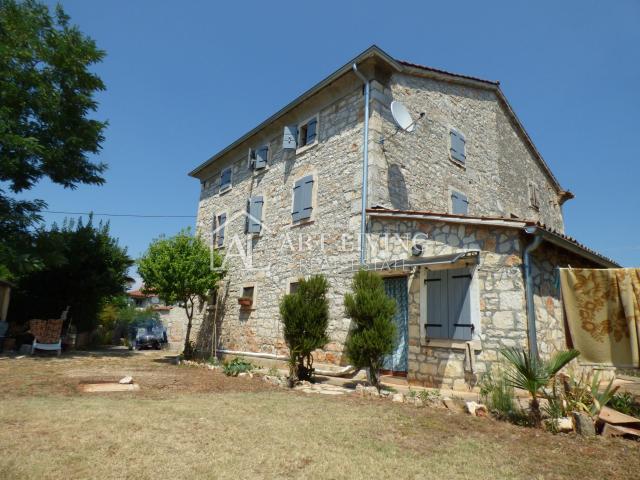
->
[500,347,580,427]
[10,216,133,332]
[0,0,107,276]
[344,270,396,391]
[137,229,224,357]
[280,275,330,384]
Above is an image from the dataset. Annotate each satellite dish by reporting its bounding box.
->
[390,101,415,132]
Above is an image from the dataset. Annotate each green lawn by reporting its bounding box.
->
[0,351,637,479]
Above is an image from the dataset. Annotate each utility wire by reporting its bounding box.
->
[42,210,196,218]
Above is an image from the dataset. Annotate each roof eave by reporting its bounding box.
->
[528,227,620,268]
[367,208,619,268]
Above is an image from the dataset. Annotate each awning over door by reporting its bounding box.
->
[362,250,480,272]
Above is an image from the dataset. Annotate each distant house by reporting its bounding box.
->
[188,45,618,389]
[126,289,163,310]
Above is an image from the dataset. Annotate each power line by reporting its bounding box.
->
[42,210,196,218]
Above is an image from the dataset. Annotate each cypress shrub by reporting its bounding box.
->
[344,270,396,391]
[280,275,330,385]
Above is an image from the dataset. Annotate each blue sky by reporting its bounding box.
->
[21,0,640,269]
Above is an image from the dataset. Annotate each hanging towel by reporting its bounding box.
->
[560,268,640,367]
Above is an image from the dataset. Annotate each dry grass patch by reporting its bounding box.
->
[0,351,638,479]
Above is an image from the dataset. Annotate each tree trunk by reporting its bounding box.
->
[183,297,194,358]
[530,396,542,427]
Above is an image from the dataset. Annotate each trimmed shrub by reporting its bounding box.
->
[344,270,396,391]
[280,275,330,384]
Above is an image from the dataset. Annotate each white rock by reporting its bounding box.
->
[392,393,405,403]
[119,376,133,384]
[556,417,573,433]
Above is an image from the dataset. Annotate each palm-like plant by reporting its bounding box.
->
[500,347,580,427]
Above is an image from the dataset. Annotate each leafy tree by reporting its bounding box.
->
[280,275,330,384]
[137,229,224,358]
[501,347,580,427]
[10,216,133,332]
[344,270,396,391]
[0,0,107,276]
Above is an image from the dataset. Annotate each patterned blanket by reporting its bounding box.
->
[560,268,640,367]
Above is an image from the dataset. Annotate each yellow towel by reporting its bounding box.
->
[560,268,640,367]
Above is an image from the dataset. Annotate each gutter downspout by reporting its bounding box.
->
[352,63,370,266]
[523,227,543,359]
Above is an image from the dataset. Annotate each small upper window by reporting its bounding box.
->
[292,175,314,222]
[450,128,466,164]
[451,191,469,215]
[289,281,299,295]
[220,167,232,192]
[249,146,268,170]
[529,182,540,210]
[298,116,318,148]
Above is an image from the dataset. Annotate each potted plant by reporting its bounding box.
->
[238,297,253,308]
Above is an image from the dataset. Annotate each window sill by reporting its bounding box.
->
[448,156,466,169]
[295,141,318,155]
[218,186,232,196]
[290,218,314,229]
[422,338,481,351]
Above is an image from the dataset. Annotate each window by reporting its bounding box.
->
[240,286,255,309]
[249,146,268,170]
[529,182,540,210]
[450,128,466,164]
[292,175,314,222]
[246,196,264,234]
[215,213,226,247]
[451,191,469,215]
[242,286,255,300]
[297,116,318,149]
[220,167,232,192]
[289,281,299,294]
[424,268,473,340]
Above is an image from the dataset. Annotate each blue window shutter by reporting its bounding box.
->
[221,168,232,190]
[450,129,466,163]
[447,268,473,340]
[283,125,298,149]
[305,118,317,145]
[451,191,468,215]
[292,179,303,221]
[217,213,226,247]
[300,175,314,220]
[255,147,268,169]
[425,270,448,339]
[247,196,263,233]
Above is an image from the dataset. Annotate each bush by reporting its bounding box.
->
[280,275,330,384]
[609,392,640,418]
[479,367,517,419]
[344,270,396,391]
[501,347,580,427]
[223,358,254,377]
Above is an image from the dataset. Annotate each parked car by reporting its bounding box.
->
[128,318,167,350]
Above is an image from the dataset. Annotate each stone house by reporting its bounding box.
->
[189,46,617,389]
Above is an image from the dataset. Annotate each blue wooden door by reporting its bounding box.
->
[383,276,409,372]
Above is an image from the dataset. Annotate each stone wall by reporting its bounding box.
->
[531,244,601,358]
[193,83,367,363]
[367,74,565,232]
[368,216,530,389]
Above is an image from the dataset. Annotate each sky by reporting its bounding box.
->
[19,0,640,271]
